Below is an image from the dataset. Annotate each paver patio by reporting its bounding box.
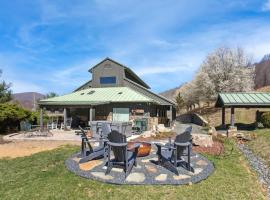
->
[65,145,214,185]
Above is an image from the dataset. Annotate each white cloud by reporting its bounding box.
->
[262,0,270,11]
[136,65,191,76]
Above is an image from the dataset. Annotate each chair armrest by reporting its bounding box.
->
[107,141,128,147]
[155,143,176,150]
[128,143,140,151]
[174,141,191,147]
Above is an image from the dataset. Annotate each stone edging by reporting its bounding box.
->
[238,144,270,197]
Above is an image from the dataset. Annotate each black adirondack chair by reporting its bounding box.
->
[79,126,107,164]
[105,130,140,177]
[155,126,193,175]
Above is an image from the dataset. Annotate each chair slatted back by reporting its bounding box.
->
[108,130,127,162]
[174,126,192,159]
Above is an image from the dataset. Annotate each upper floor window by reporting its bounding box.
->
[100,76,116,84]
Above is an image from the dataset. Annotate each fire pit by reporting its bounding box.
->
[128,142,152,157]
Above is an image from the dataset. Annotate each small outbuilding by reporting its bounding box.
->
[215,92,270,127]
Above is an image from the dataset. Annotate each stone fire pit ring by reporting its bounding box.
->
[65,146,214,185]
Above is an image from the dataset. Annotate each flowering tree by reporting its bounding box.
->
[200,47,254,93]
[180,47,254,111]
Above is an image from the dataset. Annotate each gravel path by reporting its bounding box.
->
[238,143,270,197]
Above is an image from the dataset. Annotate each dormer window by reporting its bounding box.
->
[100,76,116,84]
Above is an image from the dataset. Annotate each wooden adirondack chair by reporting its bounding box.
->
[105,130,140,178]
[155,126,194,175]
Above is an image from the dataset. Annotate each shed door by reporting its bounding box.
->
[113,108,129,122]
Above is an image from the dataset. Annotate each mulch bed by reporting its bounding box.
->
[193,141,224,156]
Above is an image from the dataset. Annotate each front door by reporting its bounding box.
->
[113,108,129,122]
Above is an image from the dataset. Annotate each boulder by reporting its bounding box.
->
[192,133,213,147]
[227,126,238,137]
[157,124,171,133]
[141,131,156,138]
[208,126,217,137]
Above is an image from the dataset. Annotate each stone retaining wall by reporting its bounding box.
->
[176,113,209,127]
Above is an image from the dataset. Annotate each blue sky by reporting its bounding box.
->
[0,0,270,94]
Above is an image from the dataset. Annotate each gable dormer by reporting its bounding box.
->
[89,58,150,89]
[89,58,125,88]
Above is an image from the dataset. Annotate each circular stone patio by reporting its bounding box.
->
[65,147,214,185]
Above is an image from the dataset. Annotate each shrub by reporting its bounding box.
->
[261,112,270,128]
[0,103,43,133]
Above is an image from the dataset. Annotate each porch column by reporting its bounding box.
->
[40,108,43,131]
[169,105,173,123]
[222,107,225,127]
[230,107,235,127]
[63,108,67,130]
[89,107,93,122]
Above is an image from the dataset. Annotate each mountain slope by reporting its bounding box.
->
[12,92,45,110]
[255,54,270,89]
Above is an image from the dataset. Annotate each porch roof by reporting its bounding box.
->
[39,87,155,106]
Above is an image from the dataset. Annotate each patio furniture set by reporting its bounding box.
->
[78,122,194,177]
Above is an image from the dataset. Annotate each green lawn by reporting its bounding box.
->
[0,140,266,200]
[248,129,270,167]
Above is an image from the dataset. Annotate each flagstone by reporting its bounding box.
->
[91,172,113,180]
[79,160,102,171]
[155,174,167,181]
[126,173,145,183]
[173,174,191,180]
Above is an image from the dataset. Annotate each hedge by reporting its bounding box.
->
[261,112,270,128]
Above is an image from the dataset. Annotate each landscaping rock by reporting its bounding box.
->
[208,126,217,137]
[193,168,203,175]
[155,174,167,181]
[196,160,208,166]
[145,165,157,173]
[141,131,156,138]
[126,173,145,183]
[173,174,190,180]
[157,124,171,133]
[91,172,113,180]
[227,126,237,137]
[192,133,213,147]
[79,160,102,171]
[238,144,270,198]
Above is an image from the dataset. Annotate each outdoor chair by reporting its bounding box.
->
[105,130,140,177]
[101,122,111,139]
[155,126,193,175]
[78,126,107,164]
[60,118,72,130]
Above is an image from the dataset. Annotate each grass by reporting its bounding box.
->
[0,141,266,200]
[248,129,270,167]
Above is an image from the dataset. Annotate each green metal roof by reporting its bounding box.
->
[215,92,270,107]
[39,87,155,106]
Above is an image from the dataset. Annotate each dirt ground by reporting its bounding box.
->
[0,139,80,159]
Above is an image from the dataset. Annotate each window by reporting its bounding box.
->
[100,76,116,84]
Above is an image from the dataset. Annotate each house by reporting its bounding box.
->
[39,58,176,129]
